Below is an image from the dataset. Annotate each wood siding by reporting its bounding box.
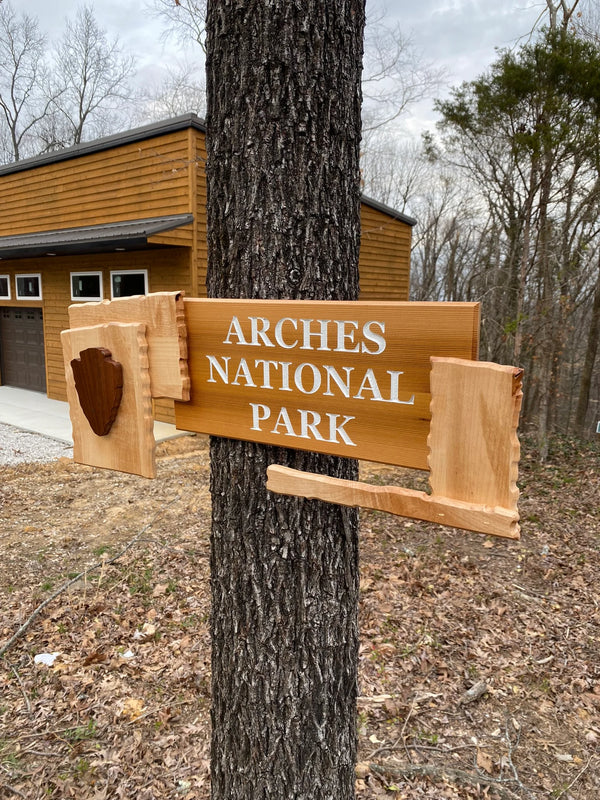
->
[0,118,412,427]
[0,249,192,403]
[358,203,412,301]
[0,130,195,237]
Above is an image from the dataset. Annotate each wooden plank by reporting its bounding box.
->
[266,358,523,539]
[266,465,519,539]
[69,291,190,401]
[61,322,155,478]
[428,357,523,510]
[175,298,480,470]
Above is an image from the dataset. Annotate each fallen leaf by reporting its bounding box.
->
[555,753,574,762]
[121,697,145,721]
[477,749,494,774]
[355,762,370,778]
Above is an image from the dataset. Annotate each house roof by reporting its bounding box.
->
[0,114,206,177]
[0,214,194,260]
[0,113,417,228]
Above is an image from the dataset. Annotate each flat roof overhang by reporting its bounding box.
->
[0,214,194,260]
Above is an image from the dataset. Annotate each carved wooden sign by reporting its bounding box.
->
[267,358,523,539]
[61,292,189,479]
[174,299,481,471]
[61,293,524,538]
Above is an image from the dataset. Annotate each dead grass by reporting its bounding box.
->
[1,433,599,799]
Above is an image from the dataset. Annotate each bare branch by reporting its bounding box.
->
[148,0,207,54]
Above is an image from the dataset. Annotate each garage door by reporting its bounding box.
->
[0,307,47,392]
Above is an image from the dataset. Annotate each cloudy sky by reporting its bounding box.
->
[24,0,548,134]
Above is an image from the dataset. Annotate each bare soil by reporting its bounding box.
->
[0,433,599,799]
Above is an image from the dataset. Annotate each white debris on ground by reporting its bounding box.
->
[0,423,73,466]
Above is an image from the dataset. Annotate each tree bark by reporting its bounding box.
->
[575,261,600,436]
[204,2,365,798]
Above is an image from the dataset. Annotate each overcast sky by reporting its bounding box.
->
[24,0,548,135]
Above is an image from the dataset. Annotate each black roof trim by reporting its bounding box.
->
[361,194,417,227]
[0,114,206,177]
[0,214,194,260]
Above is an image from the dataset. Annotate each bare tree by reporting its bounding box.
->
[361,9,444,144]
[0,1,53,161]
[149,0,440,145]
[138,61,205,122]
[360,133,427,211]
[571,0,600,43]
[46,5,135,147]
[150,0,207,53]
[542,0,582,31]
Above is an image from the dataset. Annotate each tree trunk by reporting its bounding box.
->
[204,2,365,798]
[575,260,600,436]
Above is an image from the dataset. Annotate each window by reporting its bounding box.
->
[110,269,148,299]
[16,273,42,300]
[71,272,103,302]
[0,275,10,299]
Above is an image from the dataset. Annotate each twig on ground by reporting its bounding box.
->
[0,785,27,798]
[0,498,179,659]
[369,698,418,761]
[459,680,488,706]
[553,755,595,800]
[8,663,31,713]
[369,761,522,800]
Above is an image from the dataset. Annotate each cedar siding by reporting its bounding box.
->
[359,200,412,301]
[0,114,414,415]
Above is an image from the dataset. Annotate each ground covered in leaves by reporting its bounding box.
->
[0,433,599,799]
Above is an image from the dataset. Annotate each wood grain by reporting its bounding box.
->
[62,322,155,478]
[69,291,190,401]
[175,298,480,470]
[428,357,523,511]
[71,347,123,436]
[266,465,519,538]
[266,357,523,539]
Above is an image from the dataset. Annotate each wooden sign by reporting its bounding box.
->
[62,292,190,478]
[267,357,523,538]
[62,322,155,478]
[175,299,480,470]
[60,293,525,538]
[69,291,190,400]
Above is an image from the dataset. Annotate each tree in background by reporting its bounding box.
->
[0,3,136,161]
[360,10,443,148]
[436,27,600,455]
[204,0,365,797]
[136,61,205,122]
[150,0,441,160]
[0,2,52,161]
[43,5,135,149]
[573,0,600,43]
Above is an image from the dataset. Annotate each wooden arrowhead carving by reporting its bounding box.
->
[71,347,124,436]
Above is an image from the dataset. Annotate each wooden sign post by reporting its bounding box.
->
[61,293,524,538]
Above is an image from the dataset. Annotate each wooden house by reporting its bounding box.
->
[0,114,415,420]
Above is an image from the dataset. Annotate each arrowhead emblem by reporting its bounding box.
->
[71,347,124,436]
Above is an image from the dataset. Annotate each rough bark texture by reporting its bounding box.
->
[204,2,365,798]
[575,261,600,436]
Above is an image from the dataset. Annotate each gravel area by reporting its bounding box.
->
[0,423,73,465]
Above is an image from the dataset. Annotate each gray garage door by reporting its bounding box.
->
[0,307,47,392]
